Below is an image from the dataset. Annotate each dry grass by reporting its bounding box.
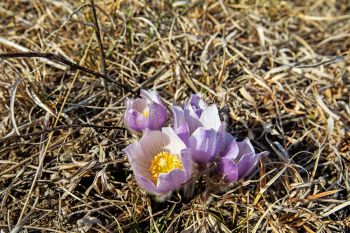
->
[0,0,350,232]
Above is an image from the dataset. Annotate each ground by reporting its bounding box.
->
[0,0,350,232]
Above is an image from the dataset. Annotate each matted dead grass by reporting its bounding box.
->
[0,0,350,232]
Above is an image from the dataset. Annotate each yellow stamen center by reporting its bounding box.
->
[141,109,149,117]
[150,151,183,183]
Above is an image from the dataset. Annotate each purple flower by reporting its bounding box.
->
[124,90,168,133]
[172,95,222,145]
[124,127,194,197]
[172,95,228,164]
[215,138,266,182]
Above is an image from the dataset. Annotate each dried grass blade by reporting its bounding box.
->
[322,201,350,217]
[316,95,340,120]
[26,86,57,118]
[253,163,288,205]
[10,76,21,135]
[307,189,341,200]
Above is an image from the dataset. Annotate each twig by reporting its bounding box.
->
[90,0,109,100]
[286,56,344,68]
[0,37,66,70]
[0,52,130,91]
[0,124,126,143]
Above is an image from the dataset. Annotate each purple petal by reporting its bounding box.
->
[124,143,154,182]
[188,94,201,107]
[188,94,206,116]
[147,103,168,130]
[199,105,221,131]
[189,128,223,164]
[126,98,147,112]
[157,169,187,193]
[139,130,169,159]
[236,153,258,179]
[223,131,235,145]
[217,158,238,182]
[194,109,203,117]
[174,123,190,146]
[124,109,148,132]
[221,140,239,160]
[236,138,255,160]
[162,127,187,155]
[124,142,150,164]
[124,98,148,132]
[184,106,202,134]
[135,175,158,194]
[241,152,265,179]
[180,149,195,179]
[172,106,185,130]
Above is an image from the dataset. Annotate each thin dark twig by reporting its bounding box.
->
[90,0,109,100]
[0,124,126,143]
[286,56,344,68]
[0,52,130,91]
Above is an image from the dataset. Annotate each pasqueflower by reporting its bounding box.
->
[215,138,265,182]
[124,90,168,133]
[124,127,194,197]
[172,95,226,164]
[172,94,220,140]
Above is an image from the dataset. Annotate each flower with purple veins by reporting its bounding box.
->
[171,94,206,141]
[215,138,266,182]
[172,94,222,145]
[188,126,229,165]
[173,95,229,165]
[124,127,194,198]
[124,89,168,133]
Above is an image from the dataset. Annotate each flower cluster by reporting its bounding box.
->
[124,90,266,200]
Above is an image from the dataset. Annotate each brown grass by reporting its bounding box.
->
[1,0,350,232]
